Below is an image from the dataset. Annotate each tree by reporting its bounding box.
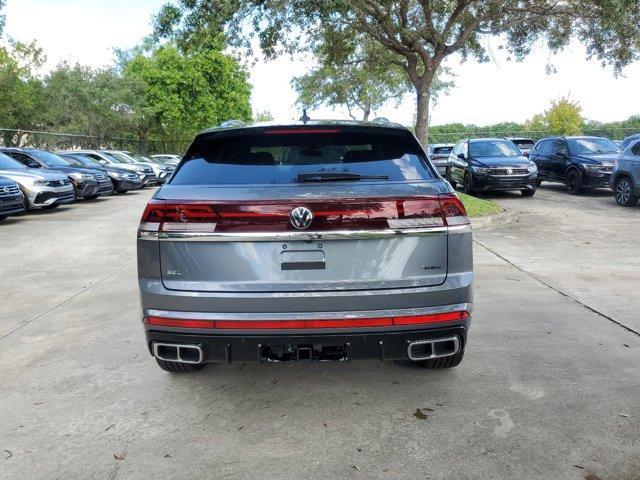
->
[0,40,46,144]
[545,98,583,135]
[154,0,640,145]
[123,45,252,140]
[523,97,583,136]
[292,35,413,121]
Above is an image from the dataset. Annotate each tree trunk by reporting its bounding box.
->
[414,86,431,147]
[362,100,371,121]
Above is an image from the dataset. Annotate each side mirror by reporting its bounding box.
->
[457,153,466,160]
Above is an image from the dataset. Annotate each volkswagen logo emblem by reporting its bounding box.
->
[506,168,513,175]
[290,206,313,230]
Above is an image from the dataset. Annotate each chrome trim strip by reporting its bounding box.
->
[144,303,471,321]
[138,225,471,241]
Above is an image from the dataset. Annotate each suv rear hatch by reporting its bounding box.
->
[139,125,468,293]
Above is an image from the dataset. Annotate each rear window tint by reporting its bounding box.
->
[171,129,436,185]
[512,140,535,149]
[432,147,453,155]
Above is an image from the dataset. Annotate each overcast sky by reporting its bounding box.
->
[5,0,640,126]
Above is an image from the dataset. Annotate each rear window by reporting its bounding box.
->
[512,139,535,149]
[432,146,453,155]
[171,129,435,185]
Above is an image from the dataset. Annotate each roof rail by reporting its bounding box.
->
[219,120,246,128]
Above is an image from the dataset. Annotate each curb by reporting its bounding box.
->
[470,211,518,229]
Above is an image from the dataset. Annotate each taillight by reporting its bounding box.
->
[139,195,469,234]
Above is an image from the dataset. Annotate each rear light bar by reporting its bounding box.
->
[143,310,469,330]
[138,194,469,234]
[264,128,342,134]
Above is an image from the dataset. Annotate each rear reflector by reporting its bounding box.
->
[138,195,469,234]
[143,311,469,329]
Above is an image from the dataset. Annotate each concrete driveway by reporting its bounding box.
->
[0,186,638,480]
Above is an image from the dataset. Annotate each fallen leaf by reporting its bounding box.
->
[573,464,585,470]
[164,454,172,458]
[356,448,362,452]
[238,425,244,430]
[382,469,390,473]
[392,381,399,385]
[4,450,12,460]
[104,424,116,432]
[623,344,630,348]
[354,401,363,406]
[113,454,125,461]
[414,408,428,420]
[421,407,435,412]
[322,423,327,427]
[352,465,360,471]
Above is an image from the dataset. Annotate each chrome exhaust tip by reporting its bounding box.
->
[407,336,460,361]
[153,342,204,364]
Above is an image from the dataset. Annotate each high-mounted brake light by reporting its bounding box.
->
[143,310,469,329]
[264,128,342,135]
[138,194,469,234]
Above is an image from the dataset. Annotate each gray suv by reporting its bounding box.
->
[137,121,473,372]
[612,139,640,206]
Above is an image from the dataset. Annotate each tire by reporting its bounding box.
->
[41,204,59,210]
[565,169,582,195]
[155,358,205,373]
[416,351,464,369]
[521,189,536,197]
[84,195,99,200]
[462,172,473,194]
[115,189,128,194]
[614,176,639,206]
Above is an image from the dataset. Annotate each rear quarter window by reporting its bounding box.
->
[171,129,436,185]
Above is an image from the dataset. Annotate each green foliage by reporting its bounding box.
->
[124,45,252,139]
[545,98,583,135]
[0,41,45,134]
[0,37,252,146]
[254,110,274,122]
[457,193,503,218]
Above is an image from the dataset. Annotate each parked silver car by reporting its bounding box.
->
[0,153,75,209]
[63,150,158,187]
[106,150,174,184]
[427,143,454,176]
[137,120,473,373]
[151,154,180,166]
[612,139,640,206]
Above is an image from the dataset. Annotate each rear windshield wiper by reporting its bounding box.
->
[297,172,389,183]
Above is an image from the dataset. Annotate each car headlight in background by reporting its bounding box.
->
[528,162,537,172]
[471,166,489,174]
[582,163,602,171]
[69,172,95,182]
[31,179,49,186]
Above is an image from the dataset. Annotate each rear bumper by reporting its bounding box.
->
[145,323,468,363]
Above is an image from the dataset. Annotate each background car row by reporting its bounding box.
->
[0,148,180,222]
[428,134,640,206]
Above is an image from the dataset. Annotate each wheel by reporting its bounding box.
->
[462,172,473,194]
[115,189,128,194]
[41,204,59,210]
[565,169,582,194]
[614,176,638,206]
[84,195,99,200]
[415,351,464,369]
[521,189,536,197]
[155,358,205,373]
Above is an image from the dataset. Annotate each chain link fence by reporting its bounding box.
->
[0,129,191,155]
[426,128,639,144]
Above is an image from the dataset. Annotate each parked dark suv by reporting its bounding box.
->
[0,176,25,220]
[138,120,473,373]
[529,136,621,194]
[448,138,537,196]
